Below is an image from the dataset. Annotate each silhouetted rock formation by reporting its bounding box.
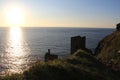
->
[45,49,58,62]
[71,36,86,54]
[116,23,120,31]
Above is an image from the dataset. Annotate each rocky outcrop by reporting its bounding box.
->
[95,29,120,71]
[116,23,120,31]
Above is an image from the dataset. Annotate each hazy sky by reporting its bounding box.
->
[0,0,120,28]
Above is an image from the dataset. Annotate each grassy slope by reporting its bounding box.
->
[23,50,119,80]
[95,31,120,70]
[0,49,119,80]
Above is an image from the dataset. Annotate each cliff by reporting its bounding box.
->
[95,30,120,71]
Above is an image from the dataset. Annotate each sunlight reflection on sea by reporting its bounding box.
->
[0,27,30,75]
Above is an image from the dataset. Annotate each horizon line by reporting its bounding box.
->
[0,26,115,29]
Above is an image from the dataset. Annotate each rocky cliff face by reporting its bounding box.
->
[95,30,120,71]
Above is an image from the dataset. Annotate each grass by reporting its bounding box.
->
[0,74,23,80]
[95,31,120,71]
[0,49,119,80]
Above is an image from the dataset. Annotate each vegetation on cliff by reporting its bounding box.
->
[95,30,120,71]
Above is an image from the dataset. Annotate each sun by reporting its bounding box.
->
[5,5,25,27]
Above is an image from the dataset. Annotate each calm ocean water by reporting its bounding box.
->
[0,27,114,75]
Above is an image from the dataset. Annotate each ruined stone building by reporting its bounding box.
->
[71,36,86,54]
[44,49,58,62]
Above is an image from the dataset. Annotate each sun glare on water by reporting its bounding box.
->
[1,4,30,74]
[5,5,25,27]
[2,27,30,74]
[7,27,24,72]
[9,27,23,57]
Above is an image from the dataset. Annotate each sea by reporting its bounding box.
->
[0,27,114,75]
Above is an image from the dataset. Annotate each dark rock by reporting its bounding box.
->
[116,23,120,31]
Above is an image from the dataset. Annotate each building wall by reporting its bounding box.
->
[71,36,86,54]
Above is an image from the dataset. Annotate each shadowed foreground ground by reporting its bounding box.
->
[0,49,119,80]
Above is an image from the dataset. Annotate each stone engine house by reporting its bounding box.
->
[71,36,86,54]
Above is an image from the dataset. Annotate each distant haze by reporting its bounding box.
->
[0,0,120,28]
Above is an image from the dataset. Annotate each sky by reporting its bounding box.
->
[0,0,120,28]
